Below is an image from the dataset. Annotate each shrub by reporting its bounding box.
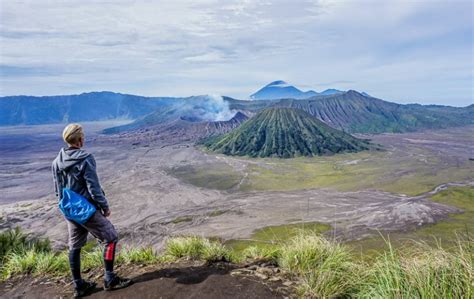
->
[0,227,51,262]
[164,236,233,262]
[1,228,471,299]
[118,247,158,265]
[81,247,104,271]
[279,234,360,298]
[33,252,69,276]
[360,239,473,298]
[164,236,207,260]
[201,241,232,262]
[2,250,69,279]
[242,245,281,262]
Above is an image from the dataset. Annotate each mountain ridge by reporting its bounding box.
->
[249,81,370,100]
[221,90,473,134]
[1,90,472,134]
[203,107,371,158]
[0,91,181,126]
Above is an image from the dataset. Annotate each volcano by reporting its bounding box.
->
[204,108,371,158]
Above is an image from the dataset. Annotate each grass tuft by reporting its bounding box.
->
[81,247,104,271]
[1,228,471,299]
[360,237,473,298]
[164,236,233,262]
[118,247,159,265]
[0,227,51,261]
[279,234,360,297]
[33,252,69,276]
[242,245,280,262]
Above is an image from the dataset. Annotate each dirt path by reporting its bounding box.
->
[0,263,289,299]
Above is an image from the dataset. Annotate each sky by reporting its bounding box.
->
[0,0,472,106]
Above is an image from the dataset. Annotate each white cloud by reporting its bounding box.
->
[0,0,472,106]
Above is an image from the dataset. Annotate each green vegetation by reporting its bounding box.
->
[239,233,472,298]
[1,229,471,298]
[271,91,474,133]
[349,186,474,256]
[99,91,474,135]
[204,108,371,158]
[164,236,233,263]
[252,222,331,242]
[241,245,281,261]
[0,227,51,262]
[186,129,473,195]
[238,150,473,196]
[116,247,160,265]
[206,210,228,217]
[279,234,359,297]
[360,239,472,298]
[167,163,241,190]
[225,222,331,254]
[170,216,193,224]
[0,229,161,280]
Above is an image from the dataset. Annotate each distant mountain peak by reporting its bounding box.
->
[231,111,248,121]
[320,89,344,96]
[346,89,363,96]
[266,80,290,87]
[250,81,317,100]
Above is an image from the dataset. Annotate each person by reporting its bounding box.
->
[52,123,132,297]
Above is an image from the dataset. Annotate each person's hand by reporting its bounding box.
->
[103,209,111,217]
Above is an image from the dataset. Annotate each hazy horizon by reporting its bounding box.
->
[1,0,473,106]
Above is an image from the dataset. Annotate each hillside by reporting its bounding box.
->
[203,108,370,158]
[245,90,474,133]
[2,90,472,134]
[103,95,237,134]
[107,112,249,143]
[0,92,179,126]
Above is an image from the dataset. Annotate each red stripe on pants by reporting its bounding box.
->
[105,242,115,261]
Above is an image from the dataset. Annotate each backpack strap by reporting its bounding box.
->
[58,169,68,196]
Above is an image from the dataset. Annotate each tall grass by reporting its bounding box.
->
[0,232,234,280]
[164,236,233,263]
[117,247,159,265]
[236,233,472,298]
[0,228,163,280]
[0,227,50,261]
[81,247,104,271]
[2,250,69,279]
[242,245,280,262]
[278,234,361,297]
[1,228,472,299]
[359,238,473,298]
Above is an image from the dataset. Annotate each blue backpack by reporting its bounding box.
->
[59,188,96,224]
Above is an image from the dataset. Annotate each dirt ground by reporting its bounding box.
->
[0,123,472,250]
[0,262,290,299]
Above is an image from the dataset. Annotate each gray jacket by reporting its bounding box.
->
[52,147,109,211]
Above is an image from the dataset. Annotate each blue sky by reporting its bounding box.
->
[0,0,472,106]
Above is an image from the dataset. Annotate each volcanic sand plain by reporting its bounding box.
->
[0,123,472,253]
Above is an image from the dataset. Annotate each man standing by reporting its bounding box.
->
[52,124,132,297]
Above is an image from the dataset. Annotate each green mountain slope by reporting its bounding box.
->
[225,91,474,133]
[272,91,474,133]
[204,108,371,158]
